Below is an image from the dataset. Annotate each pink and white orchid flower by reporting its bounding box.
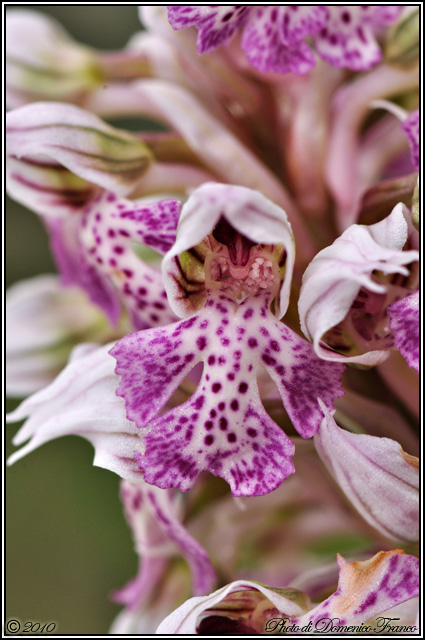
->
[298,203,419,367]
[111,183,345,496]
[156,549,419,634]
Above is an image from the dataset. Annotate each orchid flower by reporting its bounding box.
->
[298,203,419,367]
[156,549,419,634]
[111,182,345,496]
[167,6,402,74]
[8,183,344,497]
[6,101,184,330]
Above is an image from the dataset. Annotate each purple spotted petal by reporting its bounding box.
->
[241,6,326,74]
[315,402,419,542]
[111,292,344,496]
[144,487,216,595]
[47,217,122,326]
[402,109,419,172]
[296,550,419,627]
[47,192,180,329]
[167,6,250,54]
[80,190,181,256]
[260,314,345,439]
[277,6,329,46]
[388,291,419,372]
[114,481,215,607]
[315,6,403,71]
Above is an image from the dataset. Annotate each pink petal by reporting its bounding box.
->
[298,204,419,364]
[113,481,215,606]
[156,579,308,634]
[6,102,153,199]
[388,291,419,372]
[296,550,419,627]
[315,402,419,542]
[167,6,249,54]
[111,292,343,496]
[315,6,402,71]
[7,344,143,482]
[402,109,419,172]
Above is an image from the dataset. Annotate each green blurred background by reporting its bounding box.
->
[6,6,147,634]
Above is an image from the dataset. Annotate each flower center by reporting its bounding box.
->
[205,249,279,300]
[202,218,280,301]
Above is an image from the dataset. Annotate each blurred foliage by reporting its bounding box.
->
[6,6,144,634]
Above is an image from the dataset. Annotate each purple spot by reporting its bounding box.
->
[113,246,124,254]
[123,269,133,278]
[138,287,147,296]
[204,434,214,445]
[212,382,222,393]
[270,340,280,352]
[107,229,116,238]
[194,395,205,410]
[205,421,213,431]
[239,382,248,393]
[227,433,237,443]
[227,373,235,381]
[218,402,225,411]
[210,409,217,418]
[197,336,207,350]
[230,399,239,411]
[248,338,258,348]
[208,355,216,365]
[243,308,254,319]
[247,428,257,437]
[109,258,117,267]
[219,417,228,430]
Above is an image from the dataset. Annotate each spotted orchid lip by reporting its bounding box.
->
[167,6,402,74]
[110,185,345,498]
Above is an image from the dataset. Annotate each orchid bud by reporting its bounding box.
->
[6,10,102,108]
[385,8,420,68]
